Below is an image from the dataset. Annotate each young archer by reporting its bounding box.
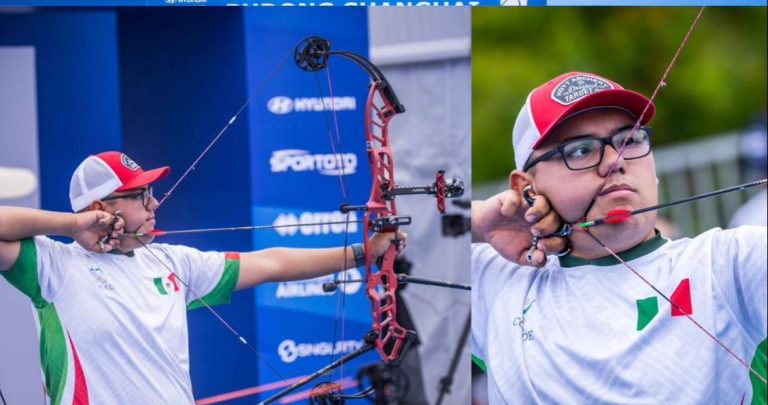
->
[472,72,767,403]
[0,151,404,403]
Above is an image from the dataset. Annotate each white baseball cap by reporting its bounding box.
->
[513,72,655,170]
[69,151,169,212]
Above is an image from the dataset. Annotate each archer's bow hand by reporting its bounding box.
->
[71,210,125,253]
[368,229,408,259]
[471,189,567,267]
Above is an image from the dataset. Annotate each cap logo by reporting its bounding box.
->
[120,154,140,171]
[551,75,614,106]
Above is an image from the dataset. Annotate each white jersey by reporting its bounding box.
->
[1,236,240,404]
[472,227,767,404]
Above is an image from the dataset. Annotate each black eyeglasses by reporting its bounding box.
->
[523,127,653,172]
[102,187,153,208]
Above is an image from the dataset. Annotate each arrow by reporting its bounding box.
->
[578,178,767,229]
[125,220,366,238]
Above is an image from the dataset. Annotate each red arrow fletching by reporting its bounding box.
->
[149,229,167,236]
[605,209,631,224]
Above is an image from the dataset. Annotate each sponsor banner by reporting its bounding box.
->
[254,309,379,384]
[266,96,356,115]
[270,149,358,176]
[271,210,360,237]
[277,338,365,364]
[252,205,368,309]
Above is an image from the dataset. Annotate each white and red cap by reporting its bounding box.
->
[69,151,170,212]
[513,72,655,170]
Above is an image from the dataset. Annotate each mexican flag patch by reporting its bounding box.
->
[153,274,180,295]
[636,278,692,331]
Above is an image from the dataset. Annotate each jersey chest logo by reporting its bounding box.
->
[513,298,536,343]
[89,268,115,291]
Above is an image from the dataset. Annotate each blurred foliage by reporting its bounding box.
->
[472,7,767,184]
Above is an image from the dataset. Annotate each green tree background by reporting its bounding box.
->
[473,7,767,185]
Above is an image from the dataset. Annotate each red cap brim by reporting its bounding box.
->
[533,89,655,149]
[116,166,171,191]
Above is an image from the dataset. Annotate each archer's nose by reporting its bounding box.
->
[598,144,627,177]
[146,195,160,212]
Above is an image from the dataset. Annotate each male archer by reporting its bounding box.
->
[0,151,404,403]
[471,72,767,403]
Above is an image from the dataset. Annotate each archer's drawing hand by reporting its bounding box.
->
[368,229,408,259]
[472,189,567,267]
[71,210,125,253]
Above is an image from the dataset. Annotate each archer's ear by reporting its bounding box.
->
[87,200,106,213]
[509,170,534,193]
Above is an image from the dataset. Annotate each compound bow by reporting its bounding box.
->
[258,36,466,404]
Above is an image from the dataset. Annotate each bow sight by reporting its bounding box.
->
[340,170,465,232]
